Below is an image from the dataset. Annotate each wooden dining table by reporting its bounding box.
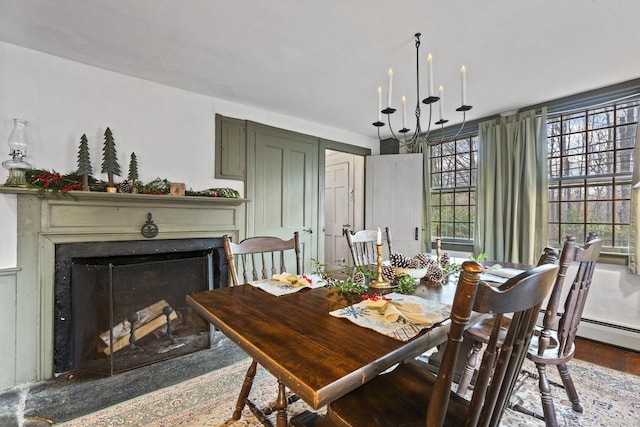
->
[185,269,486,427]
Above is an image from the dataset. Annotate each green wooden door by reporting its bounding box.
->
[247,123,319,272]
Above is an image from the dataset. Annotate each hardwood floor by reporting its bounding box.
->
[574,336,640,375]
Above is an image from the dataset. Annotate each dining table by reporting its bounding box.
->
[185,260,527,427]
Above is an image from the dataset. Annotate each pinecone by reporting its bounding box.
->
[118,180,131,193]
[424,263,444,284]
[353,271,366,285]
[440,252,450,267]
[389,252,411,268]
[381,265,396,283]
[424,258,439,270]
[414,253,430,268]
[407,258,421,269]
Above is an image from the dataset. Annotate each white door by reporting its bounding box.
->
[325,151,358,270]
[365,153,423,257]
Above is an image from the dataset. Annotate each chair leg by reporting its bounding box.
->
[233,359,258,420]
[557,362,583,413]
[275,381,288,427]
[457,340,483,395]
[535,363,558,427]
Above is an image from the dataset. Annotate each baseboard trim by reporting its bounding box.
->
[577,319,640,352]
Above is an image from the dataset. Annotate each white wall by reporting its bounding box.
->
[0,41,378,268]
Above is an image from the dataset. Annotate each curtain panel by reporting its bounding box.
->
[629,122,640,274]
[474,108,548,265]
[415,140,432,253]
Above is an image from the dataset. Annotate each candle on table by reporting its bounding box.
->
[377,86,382,122]
[427,53,434,97]
[461,65,467,106]
[438,85,444,120]
[377,227,382,245]
[387,68,393,108]
[401,96,407,129]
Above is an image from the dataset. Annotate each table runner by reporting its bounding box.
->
[330,292,452,341]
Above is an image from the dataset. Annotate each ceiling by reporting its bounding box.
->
[1,0,639,141]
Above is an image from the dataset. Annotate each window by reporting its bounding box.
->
[547,101,639,250]
[430,136,478,241]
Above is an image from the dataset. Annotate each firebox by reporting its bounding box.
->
[54,238,228,376]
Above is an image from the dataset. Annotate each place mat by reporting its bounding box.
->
[479,266,524,284]
[248,274,326,296]
[330,292,451,342]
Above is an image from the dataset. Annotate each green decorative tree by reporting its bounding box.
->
[76,134,93,191]
[101,127,121,188]
[128,152,139,192]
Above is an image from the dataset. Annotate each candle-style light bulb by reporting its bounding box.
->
[387,68,393,108]
[427,54,434,97]
[377,86,382,122]
[401,96,407,129]
[377,227,382,245]
[438,85,444,120]
[461,65,467,106]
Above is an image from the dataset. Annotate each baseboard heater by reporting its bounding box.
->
[577,318,640,352]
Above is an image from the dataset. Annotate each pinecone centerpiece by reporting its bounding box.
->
[389,252,429,280]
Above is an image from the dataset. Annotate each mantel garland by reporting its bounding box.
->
[21,169,240,198]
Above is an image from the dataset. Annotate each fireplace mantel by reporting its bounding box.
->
[1,188,246,387]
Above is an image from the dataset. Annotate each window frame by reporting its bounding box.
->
[546,101,638,254]
[429,135,478,245]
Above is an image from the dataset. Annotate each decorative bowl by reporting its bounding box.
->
[396,267,428,280]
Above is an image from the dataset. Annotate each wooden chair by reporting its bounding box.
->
[316,260,558,427]
[344,227,392,267]
[524,233,602,425]
[222,232,301,424]
[457,234,603,427]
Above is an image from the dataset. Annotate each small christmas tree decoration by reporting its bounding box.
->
[127,152,139,192]
[76,134,93,191]
[101,127,121,188]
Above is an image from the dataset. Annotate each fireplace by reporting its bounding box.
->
[1,189,246,387]
[54,238,228,376]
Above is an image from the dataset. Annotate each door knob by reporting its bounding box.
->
[302,228,313,234]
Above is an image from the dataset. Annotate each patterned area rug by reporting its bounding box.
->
[59,357,640,427]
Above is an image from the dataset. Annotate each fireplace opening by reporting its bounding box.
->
[54,238,228,377]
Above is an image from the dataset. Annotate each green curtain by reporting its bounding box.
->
[628,122,640,274]
[420,140,432,253]
[474,108,548,264]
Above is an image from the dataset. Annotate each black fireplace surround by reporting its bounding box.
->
[54,238,228,375]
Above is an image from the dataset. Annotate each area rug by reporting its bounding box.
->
[59,357,640,427]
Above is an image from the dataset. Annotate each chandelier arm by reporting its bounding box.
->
[440,122,448,142]
[452,110,469,139]
[386,113,401,142]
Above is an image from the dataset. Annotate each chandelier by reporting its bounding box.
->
[373,33,472,150]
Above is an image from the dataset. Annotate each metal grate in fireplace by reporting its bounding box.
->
[54,238,228,376]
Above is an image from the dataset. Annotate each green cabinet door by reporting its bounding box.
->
[215,114,247,180]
